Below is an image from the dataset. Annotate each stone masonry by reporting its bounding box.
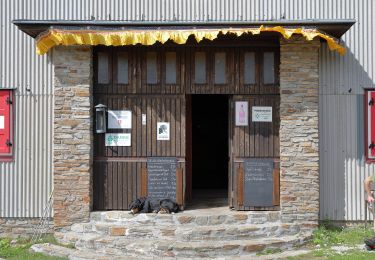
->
[53,46,93,229]
[279,36,320,231]
[0,218,53,238]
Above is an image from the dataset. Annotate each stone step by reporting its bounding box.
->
[70,233,308,258]
[90,210,281,227]
[68,222,300,241]
[31,242,312,260]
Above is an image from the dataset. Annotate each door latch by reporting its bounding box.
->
[369,142,375,150]
[6,139,12,147]
[6,97,12,105]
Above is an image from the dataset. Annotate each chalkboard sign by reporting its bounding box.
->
[147,157,177,200]
[244,158,274,207]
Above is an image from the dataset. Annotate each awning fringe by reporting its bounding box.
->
[36,25,345,55]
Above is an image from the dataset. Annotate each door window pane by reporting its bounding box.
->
[98,52,109,84]
[165,52,177,84]
[214,52,226,84]
[194,52,206,84]
[117,53,128,84]
[263,52,275,84]
[244,52,255,84]
[147,52,158,84]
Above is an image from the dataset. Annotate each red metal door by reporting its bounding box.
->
[0,90,11,155]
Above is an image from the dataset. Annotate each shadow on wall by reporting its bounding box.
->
[319,40,375,222]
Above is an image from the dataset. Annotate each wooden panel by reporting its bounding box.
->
[141,167,148,197]
[94,95,186,158]
[176,167,183,205]
[273,161,280,206]
[232,95,280,158]
[237,165,244,207]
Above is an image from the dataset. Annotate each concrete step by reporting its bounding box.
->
[68,222,301,241]
[70,234,309,258]
[90,210,281,227]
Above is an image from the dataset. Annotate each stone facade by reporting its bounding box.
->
[279,36,320,230]
[53,46,93,229]
[0,218,53,238]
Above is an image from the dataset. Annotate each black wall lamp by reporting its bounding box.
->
[95,104,107,133]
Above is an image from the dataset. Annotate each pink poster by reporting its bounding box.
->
[235,101,248,126]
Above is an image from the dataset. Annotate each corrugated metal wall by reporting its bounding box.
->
[0,0,373,220]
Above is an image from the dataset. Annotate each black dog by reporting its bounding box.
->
[129,197,180,214]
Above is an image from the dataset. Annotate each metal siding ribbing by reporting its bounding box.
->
[0,0,374,220]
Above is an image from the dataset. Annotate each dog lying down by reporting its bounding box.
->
[129,197,180,214]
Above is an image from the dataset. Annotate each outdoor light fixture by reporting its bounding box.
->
[95,104,107,133]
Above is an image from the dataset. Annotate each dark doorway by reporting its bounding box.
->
[192,95,229,199]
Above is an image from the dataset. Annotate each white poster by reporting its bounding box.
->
[252,106,273,122]
[105,133,131,146]
[235,101,248,126]
[0,116,4,129]
[108,110,132,129]
[157,122,170,140]
[142,114,147,125]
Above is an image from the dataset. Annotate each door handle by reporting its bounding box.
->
[6,139,12,147]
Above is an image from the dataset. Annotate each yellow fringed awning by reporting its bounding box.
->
[35,25,345,55]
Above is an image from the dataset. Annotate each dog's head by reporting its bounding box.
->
[129,197,146,214]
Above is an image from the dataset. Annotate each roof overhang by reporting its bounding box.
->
[13,19,355,55]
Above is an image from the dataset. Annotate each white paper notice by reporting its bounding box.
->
[108,110,132,129]
[252,106,272,122]
[157,122,170,140]
[0,116,4,129]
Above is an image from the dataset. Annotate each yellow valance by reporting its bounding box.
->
[36,25,345,55]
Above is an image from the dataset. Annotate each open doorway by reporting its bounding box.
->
[191,95,229,207]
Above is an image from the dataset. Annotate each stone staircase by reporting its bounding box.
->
[54,210,312,258]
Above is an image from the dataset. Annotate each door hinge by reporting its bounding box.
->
[369,142,375,150]
[369,98,374,106]
[6,139,12,147]
[6,97,12,105]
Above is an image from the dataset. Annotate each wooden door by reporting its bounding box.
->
[230,95,280,210]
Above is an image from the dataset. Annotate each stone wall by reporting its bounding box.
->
[0,218,53,238]
[279,36,320,231]
[53,46,93,229]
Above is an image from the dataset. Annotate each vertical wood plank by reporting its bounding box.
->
[141,167,148,197]
[176,167,183,205]
[237,164,244,207]
[273,162,280,206]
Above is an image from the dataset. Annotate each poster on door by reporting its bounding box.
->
[105,133,131,146]
[235,101,248,126]
[252,106,272,122]
[108,110,132,129]
[157,122,170,140]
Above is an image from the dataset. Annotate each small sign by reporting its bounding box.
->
[235,101,248,126]
[108,110,132,129]
[142,114,147,125]
[252,106,272,122]
[105,133,131,146]
[0,116,4,129]
[157,122,170,140]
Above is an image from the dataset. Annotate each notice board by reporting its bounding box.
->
[244,158,274,207]
[147,157,177,200]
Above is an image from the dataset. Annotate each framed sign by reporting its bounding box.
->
[252,106,272,122]
[105,133,131,146]
[157,122,170,140]
[235,101,248,126]
[0,116,4,129]
[108,110,132,129]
